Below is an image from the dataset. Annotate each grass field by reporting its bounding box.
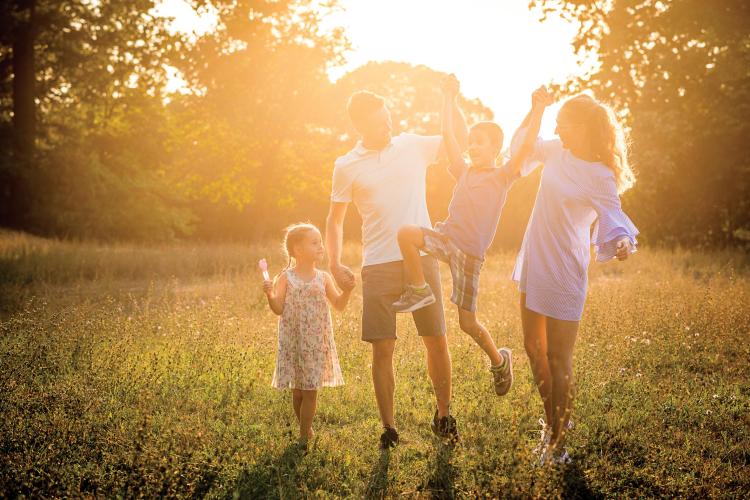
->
[1,230,749,498]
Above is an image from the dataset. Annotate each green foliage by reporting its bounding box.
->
[164,0,350,240]
[2,1,746,247]
[0,0,191,240]
[531,0,750,247]
[1,233,749,496]
[0,1,538,247]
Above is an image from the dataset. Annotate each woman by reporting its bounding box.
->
[511,93,638,464]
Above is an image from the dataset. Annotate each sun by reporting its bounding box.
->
[156,0,591,136]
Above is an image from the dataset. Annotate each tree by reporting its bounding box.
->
[1,0,36,228]
[164,0,349,239]
[0,0,192,239]
[531,0,750,246]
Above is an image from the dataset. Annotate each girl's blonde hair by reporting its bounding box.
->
[560,94,636,194]
[281,222,320,272]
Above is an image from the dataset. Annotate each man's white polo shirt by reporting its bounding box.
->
[331,133,442,267]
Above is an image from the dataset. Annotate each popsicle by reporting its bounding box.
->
[258,258,270,281]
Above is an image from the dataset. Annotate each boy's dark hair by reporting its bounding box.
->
[470,121,504,149]
[347,91,385,129]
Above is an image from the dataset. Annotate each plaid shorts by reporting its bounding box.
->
[420,226,483,312]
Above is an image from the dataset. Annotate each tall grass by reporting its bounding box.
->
[1,231,748,497]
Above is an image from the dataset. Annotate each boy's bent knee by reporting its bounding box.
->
[459,317,480,336]
[457,309,480,335]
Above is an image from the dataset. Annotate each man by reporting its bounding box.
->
[325,89,468,449]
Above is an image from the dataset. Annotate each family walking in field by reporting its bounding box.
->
[261,74,638,466]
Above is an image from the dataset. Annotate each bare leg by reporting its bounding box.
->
[372,338,397,428]
[521,293,553,425]
[421,334,452,418]
[299,389,318,441]
[397,225,426,285]
[292,389,303,422]
[457,307,502,365]
[546,317,579,450]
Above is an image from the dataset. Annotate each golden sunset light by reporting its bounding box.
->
[2,0,747,496]
[156,0,590,135]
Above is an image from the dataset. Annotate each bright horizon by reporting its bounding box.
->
[156,0,591,137]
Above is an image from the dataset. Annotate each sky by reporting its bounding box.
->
[155,0,591,136]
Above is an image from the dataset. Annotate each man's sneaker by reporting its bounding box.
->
[431,410,459,445]
[490,348,513,396]
[392,284,436,313]
[379,426,399,450]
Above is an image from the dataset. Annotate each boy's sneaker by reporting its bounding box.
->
[379,426,399,450]
[431,410,459,446]
[392,284,436,313]
[489,348,513,396]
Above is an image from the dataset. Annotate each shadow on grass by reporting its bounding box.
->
[364,449,391,499]
[423,442,456,499]
[560,461,602,500]
[231,442,306,499]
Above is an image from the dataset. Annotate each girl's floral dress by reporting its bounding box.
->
[272,268,344,390]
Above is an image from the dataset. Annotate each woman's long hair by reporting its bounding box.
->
[560,94,636,194]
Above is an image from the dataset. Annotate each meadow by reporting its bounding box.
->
[1,230,748,498]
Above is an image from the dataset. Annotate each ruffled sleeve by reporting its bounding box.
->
[590,174,639,262]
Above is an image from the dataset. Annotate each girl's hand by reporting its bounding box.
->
[263,279,274,296]
[615,238,633,261]
[331,263,356,291]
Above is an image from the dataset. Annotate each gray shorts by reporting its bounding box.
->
[361,256,446,343]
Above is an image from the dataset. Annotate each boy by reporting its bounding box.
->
[393,75,551,396]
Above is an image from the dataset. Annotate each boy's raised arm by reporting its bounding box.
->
[441,75,468,178]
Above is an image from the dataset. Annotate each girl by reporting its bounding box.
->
[263,223,351,448]
[511,93,638,465]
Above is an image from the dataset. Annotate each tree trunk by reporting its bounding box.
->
[4,0,36,228]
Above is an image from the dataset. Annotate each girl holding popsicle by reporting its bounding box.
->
[261,222,352,448]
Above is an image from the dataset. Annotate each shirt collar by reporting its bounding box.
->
[353,138,394,156]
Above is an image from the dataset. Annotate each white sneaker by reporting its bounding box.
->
[533,418,551,455]
[534,417,574,452]
[539,445,572,466]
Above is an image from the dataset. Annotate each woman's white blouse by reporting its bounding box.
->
[511,129,638,321]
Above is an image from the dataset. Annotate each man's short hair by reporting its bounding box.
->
[347,91,385,130]
[470,121,504,149]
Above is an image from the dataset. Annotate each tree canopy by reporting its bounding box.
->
[531,0,750,246]
[0,0,746,248]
